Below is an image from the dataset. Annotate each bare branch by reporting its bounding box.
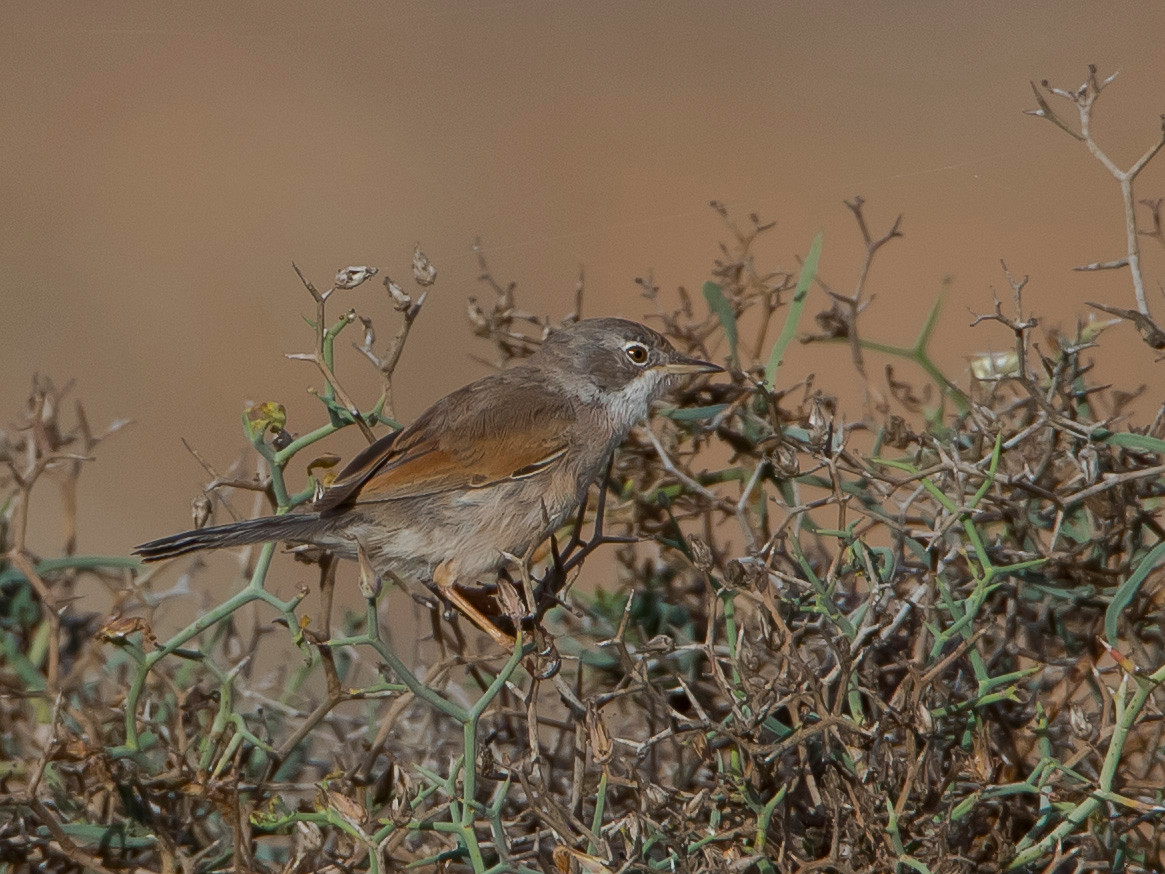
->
[1029,67,1165,321]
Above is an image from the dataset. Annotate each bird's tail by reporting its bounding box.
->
[134,513,330,562]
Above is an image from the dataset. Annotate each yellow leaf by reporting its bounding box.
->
[245,401,287,439]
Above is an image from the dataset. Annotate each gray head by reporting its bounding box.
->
[532,318,720,429]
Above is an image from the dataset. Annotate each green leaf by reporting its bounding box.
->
[35,823,157,850]
[1092,429,1165,455]
[765,232,822,388]
[661,403,730,421]
[702,281,738,366]
[1105,540,1165,646]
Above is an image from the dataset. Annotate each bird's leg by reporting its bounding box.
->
[433,560,516,650]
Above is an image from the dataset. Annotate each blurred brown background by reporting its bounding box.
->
[3,2,1164,582]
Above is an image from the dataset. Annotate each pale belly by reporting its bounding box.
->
[317,478,581,587]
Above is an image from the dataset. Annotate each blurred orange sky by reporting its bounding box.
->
[2,2,1163,578]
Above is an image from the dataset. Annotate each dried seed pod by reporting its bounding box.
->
[412,244,437,287]
[191,494,211,530]
[334,265,378,289]
[688,535,714,572]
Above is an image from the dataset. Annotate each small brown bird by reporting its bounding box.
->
[136,318,720,644]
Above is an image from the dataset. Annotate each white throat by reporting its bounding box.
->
[602,370,669,437]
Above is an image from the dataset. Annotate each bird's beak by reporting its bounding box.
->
[659,354,723,375]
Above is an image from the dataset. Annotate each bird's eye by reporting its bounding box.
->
[624,343,649,365]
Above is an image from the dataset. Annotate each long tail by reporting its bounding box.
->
[134,513,331,562]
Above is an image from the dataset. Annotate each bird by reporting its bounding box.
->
[135,318,721,646]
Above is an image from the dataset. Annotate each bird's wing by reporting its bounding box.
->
[314,377,575,514]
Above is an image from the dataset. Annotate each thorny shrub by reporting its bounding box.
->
[2,68,1165,874]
